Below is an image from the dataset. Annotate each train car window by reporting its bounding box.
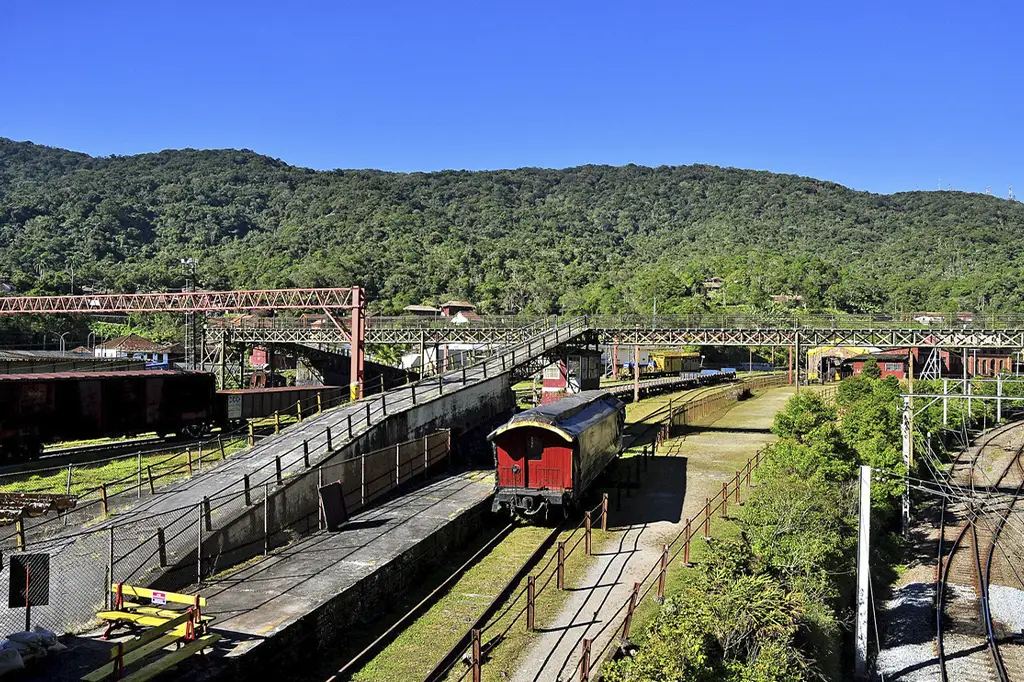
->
[526,435,544,460]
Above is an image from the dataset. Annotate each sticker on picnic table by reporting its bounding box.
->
[151,591,167,606]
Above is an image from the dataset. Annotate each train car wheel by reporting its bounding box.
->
[181,423,210,439]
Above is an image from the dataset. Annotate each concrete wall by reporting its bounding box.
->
[154,374,514,590]
[208,493,493,682]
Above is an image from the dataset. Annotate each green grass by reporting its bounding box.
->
[351,525,554,681]
[1,437,250,500]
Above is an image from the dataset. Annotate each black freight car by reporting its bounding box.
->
[0,371,218,460]
[488,391,625,518]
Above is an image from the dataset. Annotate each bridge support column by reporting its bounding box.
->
[350,287,365,401]
[633,345,640,403]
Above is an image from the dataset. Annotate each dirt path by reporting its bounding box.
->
[510,387,796,681]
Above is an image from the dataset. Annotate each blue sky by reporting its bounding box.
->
[2,1,1020,195]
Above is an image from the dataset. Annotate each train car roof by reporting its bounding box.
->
[0,370,210,381]
[488,390,624,444]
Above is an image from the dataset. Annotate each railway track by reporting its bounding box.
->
[0,424,281,477]
[936,421,1024,682]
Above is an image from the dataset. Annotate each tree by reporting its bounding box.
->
[860,358,881,379]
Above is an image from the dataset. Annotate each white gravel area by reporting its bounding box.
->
[988,584,1024,634]
[876,581,941,681]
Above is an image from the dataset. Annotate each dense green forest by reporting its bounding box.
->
[2,137,1024,318]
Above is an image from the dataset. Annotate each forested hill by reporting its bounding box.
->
[2,136,1023,316]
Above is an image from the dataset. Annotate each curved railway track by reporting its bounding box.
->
[936,421,1024,682]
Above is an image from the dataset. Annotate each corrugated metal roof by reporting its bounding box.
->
[95,334,169,352]
[0,370,202,381]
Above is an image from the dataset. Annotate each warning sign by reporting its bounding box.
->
[151,591,167,606]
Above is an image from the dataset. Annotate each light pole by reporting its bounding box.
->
[58,331,72,354]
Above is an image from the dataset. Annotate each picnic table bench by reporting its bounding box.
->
[83,584,219,682]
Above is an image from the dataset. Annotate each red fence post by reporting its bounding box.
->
[527,575,536,631]
[585,511,592,556]
[621,582,640,642]
[471,628,482,682]
[579,638,592,682]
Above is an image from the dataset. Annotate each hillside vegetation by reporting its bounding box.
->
[2,137,1023,316]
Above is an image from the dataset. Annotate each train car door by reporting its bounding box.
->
[496,432,526,489]
[527,432,569,491]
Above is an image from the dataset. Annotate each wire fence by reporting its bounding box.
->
[0,429,452,637]
[0,316,589,637]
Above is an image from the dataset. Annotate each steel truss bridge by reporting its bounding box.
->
[206,316,1024,349]
[6,287,1024,389]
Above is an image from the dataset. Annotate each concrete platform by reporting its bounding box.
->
[198,470,494,681]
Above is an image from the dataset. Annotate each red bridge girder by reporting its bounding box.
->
[0,287,367,399]
[0,287,360,314]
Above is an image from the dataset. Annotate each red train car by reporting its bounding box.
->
[488,390,625,518]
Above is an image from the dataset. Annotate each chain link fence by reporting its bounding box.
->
[0,317,587,636]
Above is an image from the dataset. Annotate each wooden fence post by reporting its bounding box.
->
[683,518,692,565]
[15,518,25,551]
[735,473,741,503]
[585,511,592,556]
[274,411,281,434]
[317,392,323,413]
[100,484,109,515]
[721,482,728,518]
[186,450,193,477]
[527,576,536,630]
[657,544,668,602]
[248,422,254,446]
[203,496,212,532]
[557,542,565,590]
[219,436,226,460]
[621,582,640,642]
[704,498,711,537]
[157,527,167,567]
[579,638,592,682]
[471,629,482,682]
[148,466,156,494]
[601,493,608,531]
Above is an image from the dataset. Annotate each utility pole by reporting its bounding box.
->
[901,397,911,534]
[795,333,801,394]
[855,465,872,679]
